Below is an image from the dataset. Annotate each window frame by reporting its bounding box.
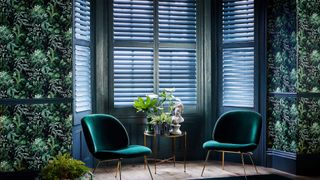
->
[107,0,202,115]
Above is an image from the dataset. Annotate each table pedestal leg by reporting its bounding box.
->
[144,134,147,169]
[153,132,157,174]
[184,132,187,172]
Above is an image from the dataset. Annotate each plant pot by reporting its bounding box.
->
[154,123,170,135]
[145,122,154,134]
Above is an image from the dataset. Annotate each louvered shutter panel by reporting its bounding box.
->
[113,0,154,108]
[159,0,197,106]
[113,0,154,42]
[159,48,197,105]
[75,45,91,112]
[113,47,154,107]
[74,0,91,112]
[159,0,196,43]
[222,0,254,107]
[75,0,91,41]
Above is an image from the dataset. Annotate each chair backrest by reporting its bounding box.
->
[213,110,262,145]
[81,114,129,154]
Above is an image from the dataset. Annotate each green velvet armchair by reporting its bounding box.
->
[81,114,153,180]
[201,110,262,178]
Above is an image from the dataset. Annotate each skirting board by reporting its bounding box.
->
[267,149,320,176]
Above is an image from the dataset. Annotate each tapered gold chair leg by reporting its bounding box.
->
[240,153,247,180]
[221,151,225,170]
[248,153,258,174]
[145,157,154,180]
[115,160,120,177]
[93,161,101,174]
[201,150,211,177]
[119,159,122,180]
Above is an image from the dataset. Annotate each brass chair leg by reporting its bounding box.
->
[248,153,259,174]
[119,159,122,180]
[145,157,154,180]
[115,160,120,177]
[222,151,225,170]
[201,150,211,177]
[93,160,101,174]
[240,153,247,180]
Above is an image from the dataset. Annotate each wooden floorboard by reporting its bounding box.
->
[92,160,319,180]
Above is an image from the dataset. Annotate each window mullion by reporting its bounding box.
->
[153,0,159,94]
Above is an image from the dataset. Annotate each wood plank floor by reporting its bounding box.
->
[93,160,319,180]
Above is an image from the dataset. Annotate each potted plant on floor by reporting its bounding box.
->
[41,153,92,180]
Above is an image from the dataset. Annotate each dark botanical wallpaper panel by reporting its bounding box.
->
[297,0,320,93]
[0,104,72,171]
[267,0,297,93]
[267,96,298,153]
[298,97,320,154]
[0,0,72,99]
[267,0,298,153]
[267,0,320,154]
[0,0,72,172]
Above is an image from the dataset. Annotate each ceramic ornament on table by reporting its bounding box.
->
[171,101,184,135]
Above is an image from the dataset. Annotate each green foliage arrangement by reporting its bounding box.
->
[133,96,158,118]
[133,88,179,124]
[150,112,172,125]
[41,153,91,180]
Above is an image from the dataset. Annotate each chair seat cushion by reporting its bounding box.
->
[94,145,152,160]
[203,140,257,152]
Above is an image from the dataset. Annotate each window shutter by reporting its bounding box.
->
[112,0,197,108]
[159,0,197,106]
[74,45,91,112]
[113,47,154,107]
[75,0,91,41]
[222,0,254,107]
[159,48,197,105]
[74,0,91,112]
[113,0,154,42]
[159,0,196,43]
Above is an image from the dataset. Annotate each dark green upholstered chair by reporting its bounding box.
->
[81,114,153,180]
[201,110,262,178]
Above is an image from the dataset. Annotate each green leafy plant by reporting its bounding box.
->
[150,112,171,125]
[133,96,158,118]
[133,88,181,131]
[41,153,91,180]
